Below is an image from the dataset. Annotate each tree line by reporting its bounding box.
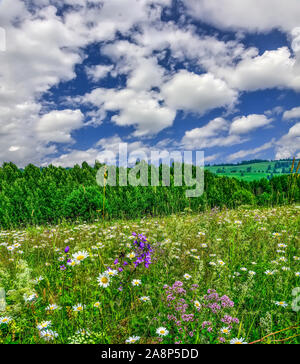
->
[0,161,299,229]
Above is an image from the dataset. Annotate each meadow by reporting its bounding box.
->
[207,159,300,181]
[0,205,299,344]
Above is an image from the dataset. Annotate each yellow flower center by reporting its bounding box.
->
[76,255,85,261]
[101,277,109,284]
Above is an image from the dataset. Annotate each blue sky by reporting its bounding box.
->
[0,0,300,167]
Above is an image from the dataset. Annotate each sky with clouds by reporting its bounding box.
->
[0,0,300,167]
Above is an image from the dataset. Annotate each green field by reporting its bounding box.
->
[0,205,299,344]
[207,160,300,181]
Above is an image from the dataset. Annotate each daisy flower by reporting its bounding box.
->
[265,270,275,276]
[132,279,142,286]
[73,303,85,312]
[37,321,52,331]
[183,274,192,280]
[275,301,288,308]
[126,336,140,344]
[0,316,12,324]
[97,273,110,288]
[72,251,89,264]
[194,300,201,309]
[220,327,231,335]
[105,269,118,277]
[295,272,300,277]
[40,329,58,341]
[139,296,150,302]
[46,304,61,311]
[156,327,169,337]
[127,252,136,260]
[230,337,247,344]
[94,302,101,308]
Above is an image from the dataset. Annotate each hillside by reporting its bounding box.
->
[206,159,300,181]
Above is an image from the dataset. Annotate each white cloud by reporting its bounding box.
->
[215,47,300,92]
[230,114,273,135]
[162,71,237,114]
[36,109,84,143]
[85,65,113,82]
[183,0,300,32]
[275,123,300,159]
[181,118,245,150]
[227,140,275,162]
[283,107,300,121]
[82,88,176,137]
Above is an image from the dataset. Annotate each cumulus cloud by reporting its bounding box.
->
[181,118,245,150]
[215,47,300,92]
[283,107,300,121]
[275,123,300,159]
[85,65,114,82]
[82,88,176,137]
[183,0,300,33]
[162,71,237,114]
[36,109,84,143]
[230,114,273,135]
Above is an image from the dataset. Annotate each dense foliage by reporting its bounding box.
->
[0,162,299,229]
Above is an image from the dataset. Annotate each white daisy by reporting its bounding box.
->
[132,279,142,286]
[72,251,89,263]
[73,303,85,312]
[156,327,169,337]
[97,273,110,288]
[230,337,247,344]
[126,336,140,343]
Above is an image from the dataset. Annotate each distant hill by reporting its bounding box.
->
[206,159,300,182]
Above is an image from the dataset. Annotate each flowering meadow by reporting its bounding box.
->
[0,205,299,344]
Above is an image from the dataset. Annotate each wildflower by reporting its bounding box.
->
[132,279,142,286]
[72,251,89,263]
[40,329,58,341]
[194,300,201,309]
[183,274,192,280]
[0,316,12,324]
[94,302,101,308]
[127,252,136,260]
[65,246,70,253]
[156,327,169,337]
[76,329,90,335]
[220,327,231,335]
[105,269,118,277]
[37,321,52,330]
[218,260,225,266]
[248,271,256,276]
[67,260,77,267]
[97,273,110,288]
[24,293,38,303]
[275,301,288,308]
[46,304,61,311]
[126,336,140,343]
[265,270,275,276]
[33,276,44,284]
[295,272,300,277]
[230,337,248,344]
[139,296,150,302]
[73,304,85,312]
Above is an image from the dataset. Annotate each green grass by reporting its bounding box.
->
[206,160,300,181]
[0,205,299,344]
